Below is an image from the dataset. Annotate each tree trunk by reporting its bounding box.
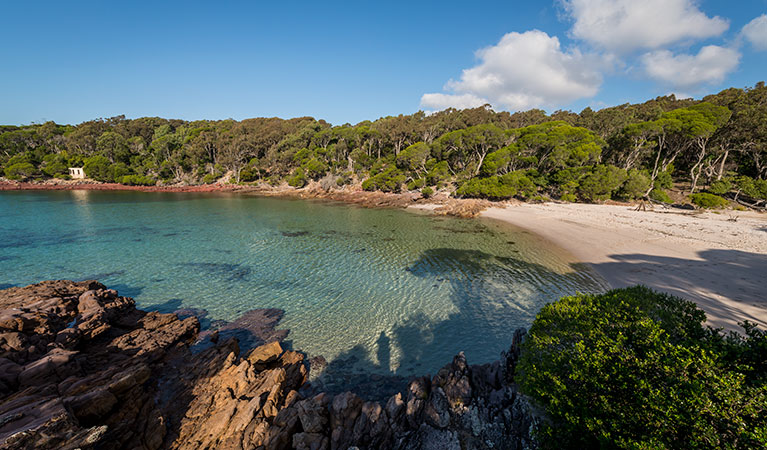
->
[716,149,729,181]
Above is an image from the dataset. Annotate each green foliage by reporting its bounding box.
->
[736,176,767,200]
[4,162,38,180]
[519,287,767,449]
[1,84,764,200]
[654,169,674,189]
[421,186,434,198]
[362,167,405,192]
[456,170,536,200]
[425,161,450,186]
[202,173,220,184]
[41,154,69,178]
[618,169,651,200]
[396,142,430,172]
[560,193,577,202]
[120,174,155,186]
[287,167,307,188]
[83,155,113,182]
[577,165,628,202]
[515,121,604,172]
[649,187,672,203]
[709,178,733,195]
[109,162,131,182]
[407,178,425,190]
[690,192,729,209]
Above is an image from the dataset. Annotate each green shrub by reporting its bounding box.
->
[618,169,651,200]
[456,171,536,200]
[361,167,405,192]
[426,161,450,186]
[41,154,69,178]
[83,155,112,182]
[708,178,732,195]
[407,178,425,190]
[301,157,327,180]
[560,193,577,202]
[654,169,674,189]
[120,174,156,186]
[690,192,729,209]
[287,168,307,188]
[577,165,627,202]
[649,187,672,203]
[109,163,131,182]
[456,176,516,199]
[421,186,434,198]
[518,287,767,449]
[202,173,220,184]
[736,176,767,201]
[4,162,38,180]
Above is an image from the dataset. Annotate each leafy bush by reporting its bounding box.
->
[456,171,536,200]
[577,165,628,202]
[708,178,732,195]
[736,176,767,201]
[407,178,425,190]
[301,157,327,180]
[202,173,220,184]
[650,187,672,203]
[396,142,430,172]
[654,169,674,189]
[421,186,434,198]
[83,155,113,182]
[287,167,307,188]
[426,161,450,186]
[362,167,405,192]
[4,162,38,180]
[618,169,651,200]
[120,174,156,186]
[690,192,729,209]
[41,154,69,178]
[518,287,767,449]
[109,163,131,182]
[560,193,577,202]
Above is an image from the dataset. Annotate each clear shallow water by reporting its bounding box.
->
[0,190,607,377]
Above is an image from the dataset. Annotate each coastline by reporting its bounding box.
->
[4,179,766,332]
[479,203,767,332]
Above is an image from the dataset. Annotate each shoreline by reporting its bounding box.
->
[479,203,767,332]
[4,179,766,332]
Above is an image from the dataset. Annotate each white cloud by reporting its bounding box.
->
[420,30,602,112]
[641,45,741,89]
[563,0,729,53]
[419,93,488,111]
[742,14,767,51]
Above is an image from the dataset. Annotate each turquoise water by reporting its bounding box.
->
[0,190,607,377]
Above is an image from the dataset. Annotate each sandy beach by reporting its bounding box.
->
[479,203,767,332]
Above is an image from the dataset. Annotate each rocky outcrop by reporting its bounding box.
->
[0,281,541,449]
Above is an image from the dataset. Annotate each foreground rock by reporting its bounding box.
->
[0,281,540,449]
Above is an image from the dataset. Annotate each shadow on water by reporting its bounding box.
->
[310,247,602,401]
[144,297,291,354]
[584,249,767,332]
[179,262,252,282]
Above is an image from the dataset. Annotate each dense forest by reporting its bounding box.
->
[2,83,766,207]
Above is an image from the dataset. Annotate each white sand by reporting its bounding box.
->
[478,203,767,332]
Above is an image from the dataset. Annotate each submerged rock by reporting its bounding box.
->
[0,281,541,449]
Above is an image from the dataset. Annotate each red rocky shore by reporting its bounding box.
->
[0,281,540,450]
[0,179,494,217]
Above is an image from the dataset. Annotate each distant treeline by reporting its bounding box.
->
[2,83,766,205]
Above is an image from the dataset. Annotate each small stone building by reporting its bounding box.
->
[68,167,85,179]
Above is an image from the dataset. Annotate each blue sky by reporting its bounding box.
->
[1,0,765,126]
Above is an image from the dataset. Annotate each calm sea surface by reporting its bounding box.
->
[0,190,607,378]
